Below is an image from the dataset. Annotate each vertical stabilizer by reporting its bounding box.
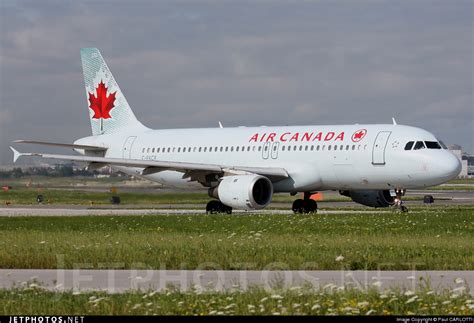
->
[80,48,147,136]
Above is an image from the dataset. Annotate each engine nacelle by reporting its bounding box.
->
[210,175,273,210]
[340,190,395,208]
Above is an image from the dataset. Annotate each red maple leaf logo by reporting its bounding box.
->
[88,81,116,119]
[351,129,367,142]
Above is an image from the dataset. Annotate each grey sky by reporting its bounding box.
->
[0,0,472,165]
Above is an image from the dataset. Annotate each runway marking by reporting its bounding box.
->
[0,269,471,294]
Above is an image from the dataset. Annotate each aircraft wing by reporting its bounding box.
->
[9,147,289,181]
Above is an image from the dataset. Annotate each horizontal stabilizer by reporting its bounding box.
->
[13,140,107,151]
[10,146,22,163]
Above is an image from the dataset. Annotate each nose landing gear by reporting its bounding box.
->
[393,189,408,212]
[292,192,318,214]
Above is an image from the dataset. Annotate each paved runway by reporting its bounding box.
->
[0,269,472,294]
[0,207,396,216]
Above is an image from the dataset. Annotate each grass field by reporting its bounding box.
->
[0,206,472,270]
[0,286,472,315]
[0,187,454,206]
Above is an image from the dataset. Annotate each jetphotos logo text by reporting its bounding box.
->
[248,129,367,143]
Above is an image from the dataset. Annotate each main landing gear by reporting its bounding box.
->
[292,192,318,214]
[393,189,408,213]
[206,200,232,214]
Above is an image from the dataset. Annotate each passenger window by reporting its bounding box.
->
[352,145,355,150]
[220,147,223,152]
[230,147,234,152]
[334,145,337,151]
[316,145,320,151]
[204,147,207,152]
[167,148,170,153]
[247,146,251,151]
[282,146,285,151]
[236,147,239,152]
[299,146,303,151]
[147,148,150,153]
[293,146,297,151]
[425,141,441,149]
[305,146,308,151]
[414,141,425,150]
[346,145,349,150]
[198,147,202,152]
[404,141,414,150]
[258,146,262,151]
[142,148,145,153]
[328,145,332,151]
[322,145,325,151]
[341,145,344,150]
[177,148,180,153]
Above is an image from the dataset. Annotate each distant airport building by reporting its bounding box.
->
[449,144,472,178]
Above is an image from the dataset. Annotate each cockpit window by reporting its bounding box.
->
[404,141,414,150]
[425,141,442,149]
[413,141,425,150]
[438,140,448,149]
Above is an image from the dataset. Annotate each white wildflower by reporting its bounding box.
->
[335,255,344,262]
[405,296,418,304]
[372,281,382,287]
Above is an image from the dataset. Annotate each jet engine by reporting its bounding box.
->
[209,174,273,210]
[339,190,395,208]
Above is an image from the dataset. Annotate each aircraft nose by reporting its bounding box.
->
[435,153,462,180]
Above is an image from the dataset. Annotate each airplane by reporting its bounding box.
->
[10,48,461,214]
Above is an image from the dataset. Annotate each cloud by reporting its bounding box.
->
[0,1,472,165]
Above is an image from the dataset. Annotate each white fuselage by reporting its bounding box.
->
[75,124,461,192]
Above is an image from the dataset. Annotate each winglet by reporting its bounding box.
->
[392,117,397,125]
[218,121,223,128]
[10,146,22,163]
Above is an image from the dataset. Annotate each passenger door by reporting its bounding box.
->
[122,136,137,159]
[372,131,391,165]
